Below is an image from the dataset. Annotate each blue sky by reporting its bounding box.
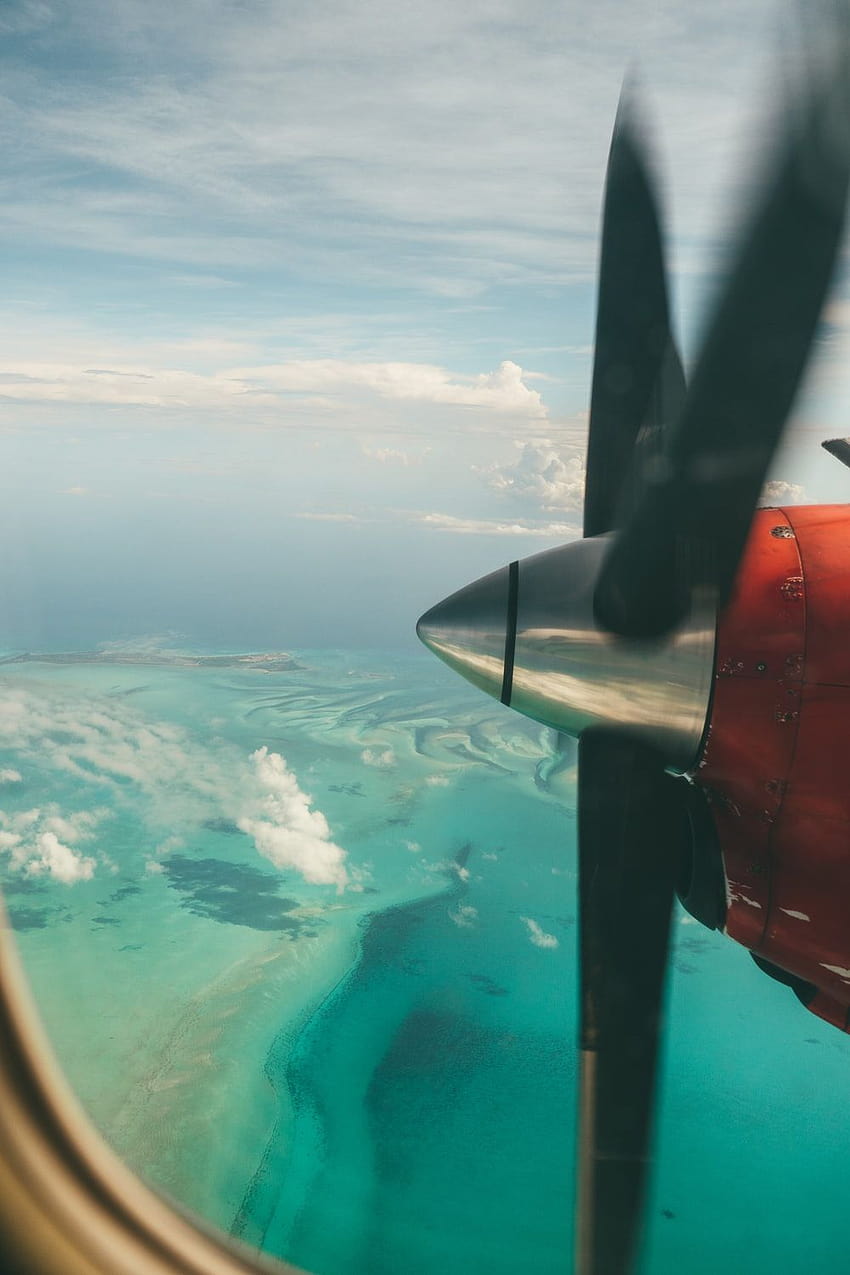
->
[2,0,850,650]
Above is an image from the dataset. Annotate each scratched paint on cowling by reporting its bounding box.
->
[819,963,850,983]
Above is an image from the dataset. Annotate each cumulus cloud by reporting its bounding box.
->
[521,916,559,949]
[237,747,348,890]
[0,807,100,884]
[482,440,586,512]
[233,358,547,416]
[760,479,806,505]
[0,349,546,422]
[425,774,450,787]
[0,685,347,891]
[0,769,21,784]
[361,748,395,768]
[449,903,478,929]
[26,831,96,884]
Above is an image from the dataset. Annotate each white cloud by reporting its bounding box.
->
[0,806,100,884]
[42,810,102,844]
[295,512,366,523]
[483,439,586,512]
[287,509,581,536]
[760,479,806,504]
[361,748,395,768]
[362,446,423,465]
[0,769,21,784]
[0,359,277,410]
[403,840,421,853]
[521,916,559,949]
[414,512,579,537]
[237,747,348,890]
[0,685,347,890]
[26,831,96,884]
[0,340,548,438]
[425,774,451,787]
[0,0,781,299]
[449,903,478,929]
[232,358,546,416]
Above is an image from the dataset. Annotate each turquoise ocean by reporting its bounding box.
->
[0,646,849,1274]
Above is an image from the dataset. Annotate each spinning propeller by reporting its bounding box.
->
[417,38,850,1275]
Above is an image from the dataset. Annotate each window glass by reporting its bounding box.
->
[3,4,850,1275]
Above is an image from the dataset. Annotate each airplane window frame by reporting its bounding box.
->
[0,908,296,1275]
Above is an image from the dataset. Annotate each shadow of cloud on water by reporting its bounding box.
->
[162,855,314,934]
[6,906,53,931]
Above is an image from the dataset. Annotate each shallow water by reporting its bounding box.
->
[0,647,848,1274]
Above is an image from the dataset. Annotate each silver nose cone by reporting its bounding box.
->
[416,563,511,701]
[417,537,717,773]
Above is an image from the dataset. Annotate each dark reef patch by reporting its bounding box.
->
[329,782,365,798]
[162,855,311,933]
[92,915,121,927]
[679,936,711,953]
[202,817,244,836]
[373,1007,493,1077]
[468,972,509,997]
[2,878,48,896]
[361,905,426,966]
[97,883,141,906]
[6,906,52,931]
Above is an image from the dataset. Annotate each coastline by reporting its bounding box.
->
[233,859,470,1262]
[0,645,570,1262]
[111,916,368,1227]
[18,907,363,1229]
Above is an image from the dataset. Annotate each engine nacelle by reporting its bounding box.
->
[692,505,850,1030]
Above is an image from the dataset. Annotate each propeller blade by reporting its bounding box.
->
[595,43,850,638]
[822,436,850,468]
[576,731,686,1275]
[584,91,686,540]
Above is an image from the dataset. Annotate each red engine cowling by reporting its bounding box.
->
[691,504,850,1030]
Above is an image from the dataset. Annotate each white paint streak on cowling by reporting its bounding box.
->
[779,908,811,921]
[727,882,763,910]
[820,963,850,982]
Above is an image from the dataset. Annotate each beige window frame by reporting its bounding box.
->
[0,905,299,1275]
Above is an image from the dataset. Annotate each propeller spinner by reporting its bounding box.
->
[417,37,850,1275]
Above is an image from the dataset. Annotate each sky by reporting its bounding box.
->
[2,0,850,651]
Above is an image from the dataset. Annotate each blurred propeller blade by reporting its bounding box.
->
[584,94,686,539]
[595,44,850,638]
[822,436,850,468]
[575,731,686,1275]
